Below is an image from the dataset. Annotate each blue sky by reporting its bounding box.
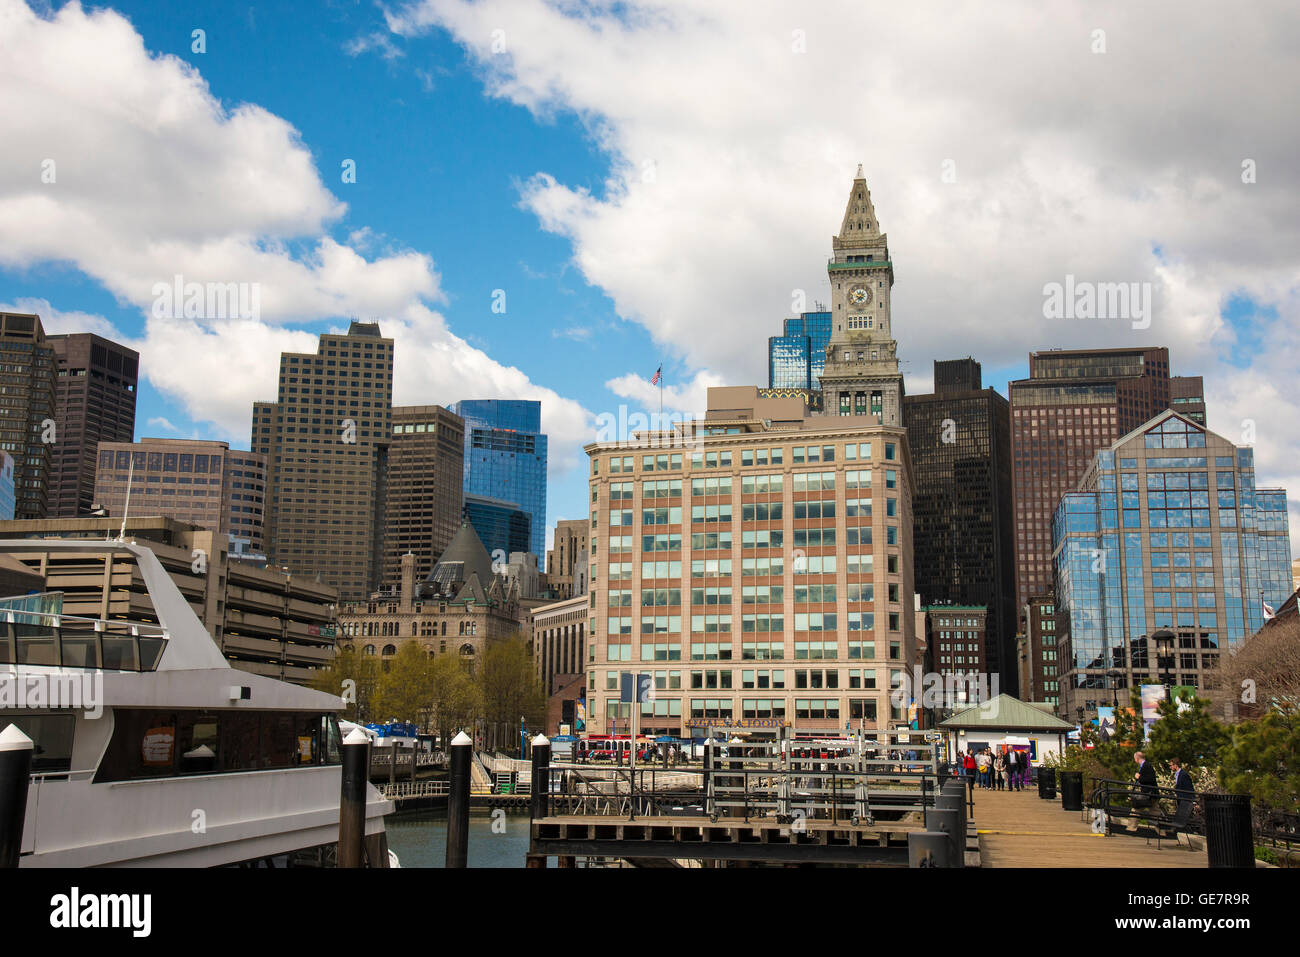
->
[2,0,1298,558]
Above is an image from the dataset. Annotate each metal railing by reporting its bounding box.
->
[1087,777,1298,849]
[0,601,170,672]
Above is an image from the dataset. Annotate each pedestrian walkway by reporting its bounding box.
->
[969,786,1208,867]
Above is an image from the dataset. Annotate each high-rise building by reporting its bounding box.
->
[0,452,13,521]
[818,167,904,425]
[92,438,266,552]
[768,311,832,391]
[48,333,139,518]
[1052,410,1291,718]
[1019,593,1060,708]
[545,518,589,599]
[0,312,57,519]
[252,321,393,600]
[450,400,548,566]
[383,405,464,588]
[1010,347,1173,608]
[904,359,1016,684]
[1170,375,1206,425]
[463,493,531,565]
[584,385,920,739]
[923,602,989,703]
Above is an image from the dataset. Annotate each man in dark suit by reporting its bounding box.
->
[1005,748,1019,791]
[1170,758,1195,828]
[1132,751,1157,808]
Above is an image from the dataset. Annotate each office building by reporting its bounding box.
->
[768,311,832,391]
[1052,410,1292,718]
[48,333,139,518]
[0,452,13,521]
[1019,593,1060,709]
[450,399,548,566]
[1010,347,1173,608]
[1170,375,1206,425]
[904,359,1016,684]
[383,405,464,588]
[463,493,532,567]
[92,438,266,553]
[0,516,338,685]
[818,167,904,424]
[251,321,393,600]
[529,593,588,694]
[0,312,57,519]
[545,518,589,599]
[584,385,920,739]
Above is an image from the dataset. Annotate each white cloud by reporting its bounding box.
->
[0,0,592,476]
[145,416,180,435]
[389,0,1300,550]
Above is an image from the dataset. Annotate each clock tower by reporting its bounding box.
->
[819,166,904,424]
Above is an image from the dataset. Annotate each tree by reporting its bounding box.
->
[1218,710,1300,810]
[1145,695,1229,769]
[1074,690,1147,780]
[479,635,546,752]
[429,653,481,750]
[312,646,381,723]
[1207,613,1300,717]
[371,643,436,729]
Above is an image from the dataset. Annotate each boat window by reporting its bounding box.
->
[94,709,343,782]
[4,712,75,773]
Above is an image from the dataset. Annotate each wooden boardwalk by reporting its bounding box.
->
[970,786,1208,867]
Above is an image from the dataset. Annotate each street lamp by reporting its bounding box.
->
[1152,629,1175,686]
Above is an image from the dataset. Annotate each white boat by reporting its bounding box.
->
[0,539,393,867]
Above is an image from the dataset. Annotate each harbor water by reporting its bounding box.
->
[384,809,544,868]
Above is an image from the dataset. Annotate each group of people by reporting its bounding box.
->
[957,747,1030,791]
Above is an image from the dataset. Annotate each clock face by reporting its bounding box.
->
[848,284,872,308]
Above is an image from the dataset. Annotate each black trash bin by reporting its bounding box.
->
[1059,770,1083,811]
[1038,767,1056,799]
[1204,793,1254,868]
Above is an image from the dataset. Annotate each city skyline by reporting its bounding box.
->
[2,1,1298,560]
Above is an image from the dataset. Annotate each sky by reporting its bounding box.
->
[1,0,1298,557]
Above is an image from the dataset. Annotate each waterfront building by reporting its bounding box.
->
[251,321,393,600]
[1051,410,1292,718]
[768,310,832,391]
[450,399,548,566]
[1010,347,1174,608]
[938,694,1074,769]
[48,333,139,518]
[337,524,527,671]
[545,518,589,599]
[463,493,532,566]
[0,312,57,519]
[818,167,904,425]
[92,438,267,553]
[904,359,1016,684]
[0,516,338,685]
[584,384,920,740]
[383,404,464,588]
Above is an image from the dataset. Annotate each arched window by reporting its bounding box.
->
[459,643,475,657]
[382,644,396,657]
[363,644,376,656]
[441,621,447,636]
[458,621,466,636]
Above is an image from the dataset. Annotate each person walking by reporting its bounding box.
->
[1132,751,1157,809]
[1005,748,1020,791]
[1170,758,1195,829]
[994,750,1006,791]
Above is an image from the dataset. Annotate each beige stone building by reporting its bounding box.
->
[544,518,589,599]
[584,385,920,740]
[0,516,338,685]
[529,594,587,693]
[337,522,527,671]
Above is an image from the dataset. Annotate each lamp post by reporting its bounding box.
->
[1152,629,1175,686]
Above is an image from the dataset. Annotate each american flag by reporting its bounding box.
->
[650,365,661,385]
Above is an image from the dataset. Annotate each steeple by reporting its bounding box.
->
[834,168,886,253]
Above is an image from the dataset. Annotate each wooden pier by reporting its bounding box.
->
[970,787,1209,868]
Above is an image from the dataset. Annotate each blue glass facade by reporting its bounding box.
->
[768,312,831,390]
[462,494,532,566]
[450,400,548,565]
[1052,413,1292,715]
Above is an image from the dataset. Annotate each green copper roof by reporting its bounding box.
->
[939,694,1075,731]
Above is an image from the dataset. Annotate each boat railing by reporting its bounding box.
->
[0,606,169,672]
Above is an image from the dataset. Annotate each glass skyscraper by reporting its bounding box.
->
[768,311,832,390]
[1052,410,1291,718]
[462,493,532,565]
[450,399,548,566]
